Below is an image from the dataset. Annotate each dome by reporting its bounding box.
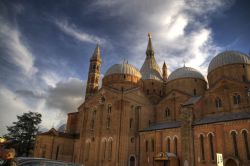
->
[208,51,250,73]
[105,63,142,78]
[167,67,205,82]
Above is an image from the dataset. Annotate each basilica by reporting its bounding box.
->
[34,34,250,166]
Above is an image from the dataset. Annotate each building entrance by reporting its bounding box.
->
[225,159,237,166]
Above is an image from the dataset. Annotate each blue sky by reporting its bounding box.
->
[0,0,250,135]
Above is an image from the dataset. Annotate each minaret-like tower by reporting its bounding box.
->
[162,61,168,81]
[146,33,154,58]
[162,61,168,96]
[85,44,102,100]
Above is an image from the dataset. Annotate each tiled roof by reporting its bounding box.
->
[140,121,181,132]
[193,111,250,125]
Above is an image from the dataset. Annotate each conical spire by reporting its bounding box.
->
[140,33,162,81]
[146,33,154,58]
[91,44,101,60]
[163,61,167,68]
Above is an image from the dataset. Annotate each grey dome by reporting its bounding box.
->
[208,51,250,73]
[167,67,205,82]
[105,63,142,78]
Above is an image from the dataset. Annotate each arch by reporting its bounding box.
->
[233,94,241,105]
[165,107,170,117]
[230,130,238,135]
[166,137,171,152]
[225,158,238,166]
[240,128,249,134]
[242,130,250,159]
[215,97,222,108]
[108,138,113,160]
[128,154,136,166]
[101,138,107,160]
[193,89,196,96]
[231,131,238,157]
[107,104,112,114]
[173,137,178,155]
[200,134,205,160]
[208,133,215,161]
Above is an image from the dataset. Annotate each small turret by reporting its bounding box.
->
[162,61,168,81]
[85,44,102,100]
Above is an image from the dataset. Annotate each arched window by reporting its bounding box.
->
[174,137,177,155]
[233,94,241,105]
[215,97,222,108]
[108,105,112,114]
[166,138,171,152]
[102,140,107,160]
[200,134,205,160]
[151,139,155,152]
[108,139,113,161]
[194,89,197,96]
[129,118,133,129]
[129,156,135,166]
[231,131,238,157]
[106,116,111,129]
[147,89,149,95]
[242,130,250,159]
[208,133,215,161]
[145,140,148,152]
[165,108,170,117]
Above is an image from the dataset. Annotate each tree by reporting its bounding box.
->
[4,111,42,156]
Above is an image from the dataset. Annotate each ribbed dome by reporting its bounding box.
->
[105,63,142,78]
[208,51,250,73]
[167,67,205,82]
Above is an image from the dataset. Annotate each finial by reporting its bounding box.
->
[183,60,186,67]
[148,32,152,39]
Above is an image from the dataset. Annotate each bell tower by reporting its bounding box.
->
[85,44,102,100]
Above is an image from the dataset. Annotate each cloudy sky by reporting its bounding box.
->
[0,0,250,135]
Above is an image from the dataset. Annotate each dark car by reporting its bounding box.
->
[4,157,83,166]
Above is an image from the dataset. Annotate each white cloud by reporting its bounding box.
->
[0,19,37,77]
[0,86,30,135]
[54,19,105,44]
[90,0,233,76]
[45,77,85,113]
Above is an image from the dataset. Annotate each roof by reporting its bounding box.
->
[208,50,250,73]
[193,111,250,125]
[140,121,181,132]
[167,66,205,82]
[140,111,250,132]
[182,96,201,106]
[105,63,141,78]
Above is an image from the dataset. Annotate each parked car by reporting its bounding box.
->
[1,157,84,166]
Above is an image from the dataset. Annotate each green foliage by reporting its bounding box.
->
[4,111,42,156]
